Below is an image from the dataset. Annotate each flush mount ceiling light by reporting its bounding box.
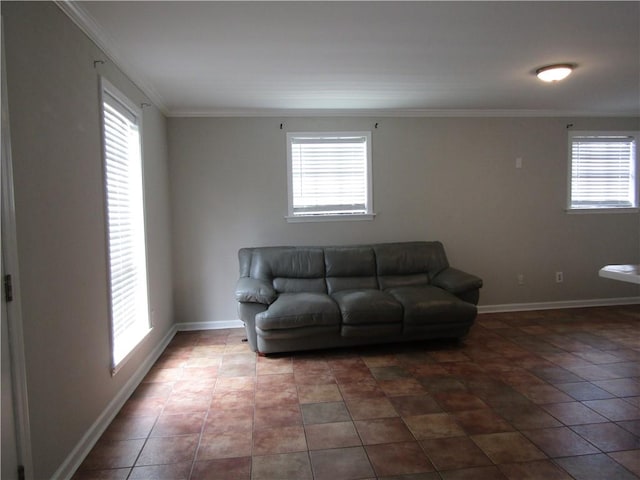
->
[536,64,574,82]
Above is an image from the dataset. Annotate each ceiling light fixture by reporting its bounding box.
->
[536,64,574,82]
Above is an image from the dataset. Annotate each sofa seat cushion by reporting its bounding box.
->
[255,292,340,331]
[332,290,403,325]
[387,286,477,325]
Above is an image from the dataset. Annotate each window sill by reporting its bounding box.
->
[566,207,639,215]
[286,213,376,223]
[111,326,153,376]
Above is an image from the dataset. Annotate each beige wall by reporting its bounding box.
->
[2,1,639,477]
[2,2,173,478]
[169,116,639,324]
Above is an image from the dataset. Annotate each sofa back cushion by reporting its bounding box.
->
[250,247,327,293]
[374,242,449,290]
[238,248,253,277]
[325,246,378,294]
[244,242,451,294]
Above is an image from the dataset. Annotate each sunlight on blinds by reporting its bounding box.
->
[570,135,637,209]
[102,84,150,372]
[290,134,369,215]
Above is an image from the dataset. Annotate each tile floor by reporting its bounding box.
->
[73,305,640,479]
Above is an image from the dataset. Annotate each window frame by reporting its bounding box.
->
[99,77,152,375]
[286,131,375,223]
[567,130,639,214]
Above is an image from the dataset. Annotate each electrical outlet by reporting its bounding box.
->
[517,273,524,285]
[555,271,564,283]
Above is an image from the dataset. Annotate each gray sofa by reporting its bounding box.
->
[235,241,482,354]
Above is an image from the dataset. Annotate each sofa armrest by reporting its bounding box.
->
[431,267,483,295]
[235,277,277,305]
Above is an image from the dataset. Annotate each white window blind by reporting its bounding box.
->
[287,132,373,219]
[101,80,150,373]
[569,133,638,210]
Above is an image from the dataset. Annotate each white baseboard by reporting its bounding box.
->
[54,325,178,480]
[478,296,640,314]
[174,296,640,331]
[175,297,640,331]
[177,319,244,331]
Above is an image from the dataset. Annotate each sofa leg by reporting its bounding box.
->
[257,351,267,357]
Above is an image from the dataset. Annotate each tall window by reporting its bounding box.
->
[286,132,374,222]
[101,79,150,373]
[568,132,638,211]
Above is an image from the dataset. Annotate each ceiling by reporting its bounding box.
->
[60,1,640,117]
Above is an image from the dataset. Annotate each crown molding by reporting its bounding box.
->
[168,108,640,118]
[55,0,169,115]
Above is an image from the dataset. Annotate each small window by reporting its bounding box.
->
[286,132,374,222]
[568,131,638,212]
[100,78,151,373]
